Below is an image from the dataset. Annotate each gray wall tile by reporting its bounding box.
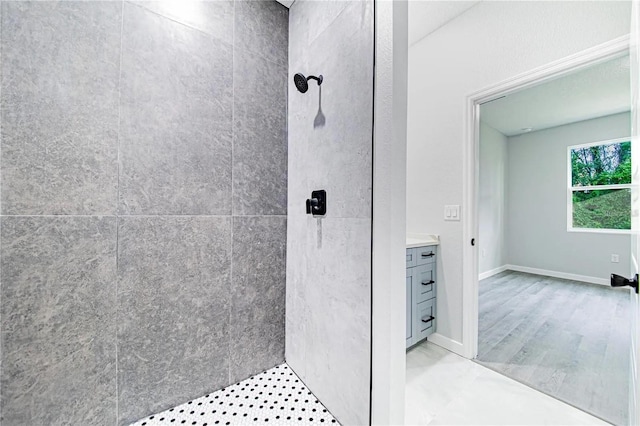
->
[233,51,288,216]
[286,0,373,424]
[0,1,289,423]
[301,218,371,425]
[119,3,233,215]
[287,216,373,426]
[130,1,234,42]
[0,2,121,215]
[235,0,288,67]
[1,217,117,425]
[230,216,287,383]
[284,216,308,379]
[288,0,350,64]
[117,216,232,425]
[288,0,373,220]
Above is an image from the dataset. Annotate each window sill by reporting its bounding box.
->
[567,227,634,235]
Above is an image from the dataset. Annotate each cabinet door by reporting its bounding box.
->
[406,267,413,345]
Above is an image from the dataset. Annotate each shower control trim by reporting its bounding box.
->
[306,190,326,216]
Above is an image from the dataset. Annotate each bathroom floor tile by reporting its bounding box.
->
[406,341,608,425]
[130,363,339,426]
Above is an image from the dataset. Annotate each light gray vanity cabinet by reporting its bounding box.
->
[406,245,437,349]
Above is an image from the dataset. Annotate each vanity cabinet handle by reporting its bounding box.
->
[421,252,435,258]
[421,280,435,285]
[421,315,435,324]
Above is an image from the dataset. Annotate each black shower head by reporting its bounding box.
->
[294,73,323,93]
[294,73,309,93]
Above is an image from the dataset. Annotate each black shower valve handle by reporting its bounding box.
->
[306,190,326,216]
[305,197,319,214]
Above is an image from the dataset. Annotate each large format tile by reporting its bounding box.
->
[117,216,232,425]
[1,1,121,215]
[406,342,608,426]
[233,51,288,216]
[288,0,374,219]
[119,3,233,215]
[284,216,309,380]
[289,0,350,64]
[304,218,371,426]
[230,216,287,383]
[287,217,371,426]
[1,217,117,425]
[406,343,484,423]
[130,1,233,42]
[235,0,288,67]
[286,1,373,425]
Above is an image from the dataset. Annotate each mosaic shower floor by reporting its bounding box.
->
[131,363,340,426]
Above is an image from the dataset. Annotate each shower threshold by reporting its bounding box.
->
[131,363,340,425]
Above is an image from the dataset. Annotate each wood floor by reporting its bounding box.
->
[476,271,631,426]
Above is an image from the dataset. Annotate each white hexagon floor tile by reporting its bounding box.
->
[130,363,340,426]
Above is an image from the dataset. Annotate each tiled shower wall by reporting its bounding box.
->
[286,1,373,425]
[0,1,288,425]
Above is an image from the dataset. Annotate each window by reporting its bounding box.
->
[568,138,631,232]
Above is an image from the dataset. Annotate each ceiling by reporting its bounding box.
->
[276,0,294,8]
[409,1,480,46]
[480,55,631,137]
[278,1,481,46]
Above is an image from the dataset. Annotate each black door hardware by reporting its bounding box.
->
[421,316,435,324]
[306,190,326,216]
[421,252,435,258]
[471,238,475,246]
[421,280,435,286]
[611,273,639,293]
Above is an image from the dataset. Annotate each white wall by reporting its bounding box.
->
[507,112,631,280]
[407,1,631,348]
[372,0,408,424]
[479,122,508,275]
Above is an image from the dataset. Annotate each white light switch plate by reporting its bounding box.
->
[444,205,460,221]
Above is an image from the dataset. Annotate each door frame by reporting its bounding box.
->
[461,35,631,359]
[630,2,640,424]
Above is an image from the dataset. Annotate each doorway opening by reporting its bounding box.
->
[464,36,634,426]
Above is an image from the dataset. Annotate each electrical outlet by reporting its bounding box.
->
[611,254,620,263]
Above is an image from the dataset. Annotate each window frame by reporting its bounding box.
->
[566,137,632,234]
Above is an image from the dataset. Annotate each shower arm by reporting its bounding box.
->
[307,75,323,85]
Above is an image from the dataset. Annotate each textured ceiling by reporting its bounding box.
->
[480,54,631,137]
[409,0,480,46]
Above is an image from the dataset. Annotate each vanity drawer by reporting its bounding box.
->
[415,298,436,340]
[415,246,436,266]
[406,248,417,268]
[414,263,435,303]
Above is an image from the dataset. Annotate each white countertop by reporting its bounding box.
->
[406,233,439,248]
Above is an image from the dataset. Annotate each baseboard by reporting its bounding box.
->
[427,333,465,356]
[505,264,608,286]
[478,265,508,280]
